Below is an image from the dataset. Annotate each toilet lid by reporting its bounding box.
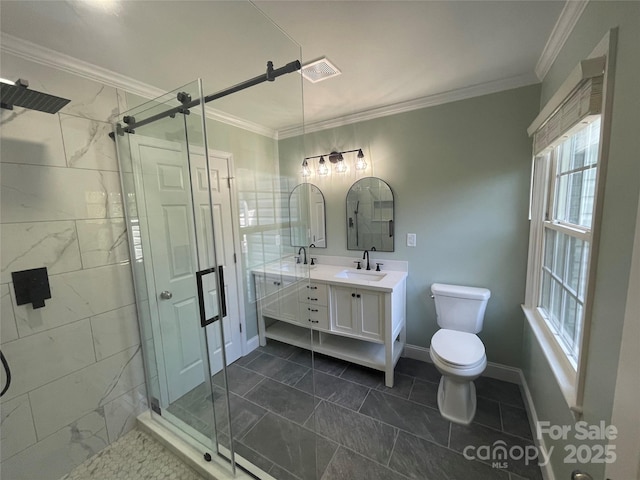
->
[431,329,485,367]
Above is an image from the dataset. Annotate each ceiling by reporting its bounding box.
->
[0,0,566,133]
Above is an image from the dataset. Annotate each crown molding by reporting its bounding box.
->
[535,0,589,81]
[279,72,539,139]
[0,33,277,138]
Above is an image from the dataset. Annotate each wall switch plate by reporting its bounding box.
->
[407,233,416,247]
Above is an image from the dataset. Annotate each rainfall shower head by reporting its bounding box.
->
[0,78,70,114]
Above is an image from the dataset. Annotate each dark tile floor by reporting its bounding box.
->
[168,341,542,480]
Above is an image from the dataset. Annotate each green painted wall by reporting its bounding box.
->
[521,2,640,479]
[279,84,540,367]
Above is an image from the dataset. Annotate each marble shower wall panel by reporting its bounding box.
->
[29,345,144,439]
[0,320,96,402]
[1,284,19,343]
[76,218,129,268]
[1,410,109,480]
[60,114,119,171]
[0,394,37,462]
[0,51,146,478]
[0,221,82,283]
[0,164,124,223]
[11,262,135,336]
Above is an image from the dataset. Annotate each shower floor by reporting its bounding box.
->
[167,340,543,480]
[59,428,205,480]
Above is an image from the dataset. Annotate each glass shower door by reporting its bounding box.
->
[115,79,235,471]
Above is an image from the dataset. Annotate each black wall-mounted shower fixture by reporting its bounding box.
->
[12,267,52,309]
[0,78,71,114]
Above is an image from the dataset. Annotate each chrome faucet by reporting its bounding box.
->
[297,246,307,265]
[362,250,371,270]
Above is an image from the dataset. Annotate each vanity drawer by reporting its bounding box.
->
[299,304,329,330]
[298,282,328,306]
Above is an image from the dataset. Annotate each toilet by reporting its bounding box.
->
[429,283,491,425]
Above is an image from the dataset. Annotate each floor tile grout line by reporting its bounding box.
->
[356,387,372,413]
[319,442,341,480]
[386,428,400,467]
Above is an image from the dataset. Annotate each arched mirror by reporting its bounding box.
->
[346,177,394,251]
[289,183,326,248]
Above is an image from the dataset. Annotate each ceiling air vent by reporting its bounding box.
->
[300,57,341,83]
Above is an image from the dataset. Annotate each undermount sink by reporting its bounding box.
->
[334,270,387,282]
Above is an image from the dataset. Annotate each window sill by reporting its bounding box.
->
[521,305,579,412]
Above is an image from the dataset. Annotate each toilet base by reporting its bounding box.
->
[436,376,477,425]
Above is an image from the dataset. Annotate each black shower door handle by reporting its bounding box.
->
[196,265,227,328]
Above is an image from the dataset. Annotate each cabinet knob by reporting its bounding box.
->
[351,293,356,298]
[357,294,361,298]
[308,308,319,312]
[308,297,318,301]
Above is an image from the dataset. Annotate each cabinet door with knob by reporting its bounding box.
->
[255,274,299,323]
[330,285,384,342]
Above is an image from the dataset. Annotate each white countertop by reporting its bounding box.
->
[252,261,407,292]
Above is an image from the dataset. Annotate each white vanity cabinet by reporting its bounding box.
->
[254,273,300,324]
[253,264,407,387]
[330,286,384,342]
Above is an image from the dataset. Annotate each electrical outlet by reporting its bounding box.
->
[407,233,416,247]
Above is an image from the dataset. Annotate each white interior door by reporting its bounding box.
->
[189,149,243,372]
[135,139,206,403]
[131,136,243,403]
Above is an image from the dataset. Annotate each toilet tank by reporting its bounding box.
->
[431,283,491,333]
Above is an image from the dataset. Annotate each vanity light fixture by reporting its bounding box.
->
[301,159,311,177]
[317,156,329,176]
[355,149,367,170]
[303,148,366,176]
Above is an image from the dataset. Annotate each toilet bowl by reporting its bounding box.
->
[430,329,487,425]
[429,283,491,425]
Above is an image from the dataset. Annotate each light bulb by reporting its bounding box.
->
[355,149,367,170]
[318,156,329,176]
[301,159,311,177]
[335,158,347,173]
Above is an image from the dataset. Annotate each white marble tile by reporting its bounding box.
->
[0,409,108,480]
[0,393,37,461]
[60,114,119,171]
[91,304,140,361]
[1,53,118,123]
[104,383,148,443]
[1,163,124,223]
[0,320,95,402]
[1,283,18,343]
[0,108,67,167]
[13,262,135,336]
[30,345,144,439]
[76,218,129,269]
[116,88,129,116]
[0,221,82,283]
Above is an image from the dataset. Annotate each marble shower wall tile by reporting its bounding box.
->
[1,283,18,343]
[0,221,82,283]
[29,345,144,439]
[0,108,66,167]
[104,383,148,443]
[12,263,135,336]
[0,409,108,480]
[1,163,124,223]
[1,52,119,122]
[0,320,95,402]
[76,218,129,268]
[91,304,140,361]
[60,114,119,171]
[0,394,37,461]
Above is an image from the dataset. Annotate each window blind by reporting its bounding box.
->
[528,56,605,155]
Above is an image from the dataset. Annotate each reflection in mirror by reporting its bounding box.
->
[346,177,394,251]
[289,183,326,248]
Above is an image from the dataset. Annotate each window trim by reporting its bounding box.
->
[524,29,617,414]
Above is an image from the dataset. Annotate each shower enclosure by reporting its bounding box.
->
[113,5,327,478]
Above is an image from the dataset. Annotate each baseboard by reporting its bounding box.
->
[519,371,556,480]
[402,344,522,385]
[245,335,259,353]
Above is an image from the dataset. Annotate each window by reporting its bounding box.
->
[538,118,600,366]
[523,49,611,409]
